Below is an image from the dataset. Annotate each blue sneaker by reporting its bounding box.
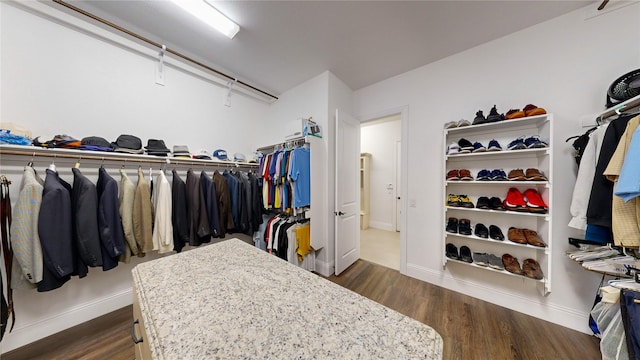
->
[487,139,502,151]
[524,135,548,149]
[507,136,527,150]
[477,169,491,181]
[490,169,508,181]
[472,142,486,152]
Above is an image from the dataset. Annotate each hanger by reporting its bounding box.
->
[48,154,57,172]
[74,156,81,169]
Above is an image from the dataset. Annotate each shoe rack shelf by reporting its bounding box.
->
[443,113,553,296]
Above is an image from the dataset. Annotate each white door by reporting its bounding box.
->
[335,109,360,275]
[395,140,402,232]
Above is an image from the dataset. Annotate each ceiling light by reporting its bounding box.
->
[170,0,240,39]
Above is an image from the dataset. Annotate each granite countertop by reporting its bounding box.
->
[132,239,443,359]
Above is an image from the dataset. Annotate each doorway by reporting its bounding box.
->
[359,114,402,270]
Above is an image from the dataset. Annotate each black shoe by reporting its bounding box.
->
[458,218,472,235]
[473,110,487,125]
[458,138,474,153]
[476,196,491,210]
[459,246,473,263]
[446,217,458,233]
[474,223,489,238]
[489,225,504,241]
[489,197,506,211]
[446,243,459,259]
[487,105,503,123]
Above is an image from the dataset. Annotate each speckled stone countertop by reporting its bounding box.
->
[132,239,443,359]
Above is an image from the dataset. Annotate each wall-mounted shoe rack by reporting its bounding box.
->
[442,114,553,296]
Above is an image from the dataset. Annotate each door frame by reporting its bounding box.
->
[356,105,408,274]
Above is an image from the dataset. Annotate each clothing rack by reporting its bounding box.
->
[0,145,258,169]
[596,94,640,124]
[256,136,308,153]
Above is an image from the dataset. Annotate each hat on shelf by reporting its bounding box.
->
[192,149,212,160]
[145,139,171,157]
[233,152,246,162]
[35,134,81,149]
[111,134,143,154]
[80,136,114,152]
[0,122,32,139]
[172,145,191,158]
[213,149,229,161]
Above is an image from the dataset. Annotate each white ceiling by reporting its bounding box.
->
[61,0,593,97]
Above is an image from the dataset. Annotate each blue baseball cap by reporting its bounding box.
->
[213,149,229,161]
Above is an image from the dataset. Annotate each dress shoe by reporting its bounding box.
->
[458,219,472,236]
[446,243,459,259]
[489,225,504,241]
[523,229,546,247]
[523,258,544,279]
[459,246,473,263]
[476,196,491,210]
[502,254,523,275]
[507,227,527,244]
[474,223,489,238]
[489,197,506,211]
[446,217,458,233]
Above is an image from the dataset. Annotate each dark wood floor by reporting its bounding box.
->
[3,259,600,360]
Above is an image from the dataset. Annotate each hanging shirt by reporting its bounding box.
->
[133,167,154,254]
[152,171,174,254]
[295,222,312,262]
[118,169,138,262]
[289,146,311,208]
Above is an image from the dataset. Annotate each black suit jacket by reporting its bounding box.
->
[97,167,126,271]
[72,168,103,271]
[38,169,73,292]
[171,170,188,252]
[186,170,210,246]
[201,171,221,238]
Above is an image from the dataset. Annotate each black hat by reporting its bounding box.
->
[81,136,112,148]
[111,134,143,154]
[145,139,170,156]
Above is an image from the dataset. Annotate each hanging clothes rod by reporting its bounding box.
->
[0,145,258,168]
[596,93,640,123]
[256,136,307,153]
[51,0,278,101]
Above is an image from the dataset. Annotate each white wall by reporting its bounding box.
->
[360,117,401,230]
[354,3,640,334]
[0,1,268,352]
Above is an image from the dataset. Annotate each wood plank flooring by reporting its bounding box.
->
[2,259,600,360]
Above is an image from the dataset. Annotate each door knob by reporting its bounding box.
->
[336,211,345,216]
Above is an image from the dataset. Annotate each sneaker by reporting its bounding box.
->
[487,105,503,123]
[525,168,548,181]
[489,197,506,211]
[457,195,475,208]
[474,223,489,238]
[447,194,460,207]
[524,135,548,149]
[446,217,458,233]
[507,169,526,181]
[444,121,458,129]
[446,169,460,181]
[487,254,505,270]
[523,188,548,213]
[472,110,488,125]
[503,188,527,211]
[505,109,525,120]
[459,246,473,263]
[507,136,527,150]
[476,196,491,210]
[487,139,502,151]
[490,169,508,181]
[489,225,504,241]
[523,104,547,117]
[472,142,486,152]
[459,169,474,181]
[447,142,460,155]
[473,252,488,266]
[458,218,472,235]
[457,118,471,127]
[476,169,492,181]
[458,138,474,153]
[446,243,459,259]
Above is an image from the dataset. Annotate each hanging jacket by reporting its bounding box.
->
[200,171,221,238]
[186,170,210,245]
[171,170,189,252]
[133,167,153,254]
[71,168,103,274]
[118,169,138,262]
[96,167,126,270]
[151,171,173,254]
[213,171,234,236]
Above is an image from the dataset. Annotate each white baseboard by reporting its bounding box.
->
[2,288,134,353]
[405,263,592,334]
[315,258,334,277]
[368,221,394,231]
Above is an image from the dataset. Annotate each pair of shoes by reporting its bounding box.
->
[476,169,506,181]
[473,224,503,240]
[508,228,546,247]
[457,138,474,153]
[508,135,548,150]
[445,119,472,129]
[523,258,544,279]
[505,109,525,119]
[503,188,548,213]
[446,243,472,263]
[447,194,475,208]
[447,142,460,155]
[507,169,526,181]
[472,142,486,152]
[446,169,473,181]
[474,253,504,270]
[476,196,506,211]
[502,254,523,275]
[473,106,505,125]
[508,168,548,181]
[522,104,547,117]
[446,217,471,235]
[487,139,502,151]
[473,110,489,125]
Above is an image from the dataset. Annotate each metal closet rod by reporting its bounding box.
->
[51,0,278,101]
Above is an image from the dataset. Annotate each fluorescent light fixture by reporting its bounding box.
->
[170,0,240,39]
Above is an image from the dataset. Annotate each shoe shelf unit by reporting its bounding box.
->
[443,114,553,296]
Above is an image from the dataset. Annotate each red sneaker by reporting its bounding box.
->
[523,188,548,213]
[503,188,527,211]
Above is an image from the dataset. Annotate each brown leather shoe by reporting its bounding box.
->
[502,254,523,275]
[525,168,548,181]
[459,169,473,181]
[507,169,526,181]
[446,169,459,180]
[507,227,527,244]
[523,229,546,247]
[523,258,544,280]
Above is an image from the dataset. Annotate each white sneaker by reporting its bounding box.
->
[447,142,460,155]
[444,121,457,129]
[457,118,471,127]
